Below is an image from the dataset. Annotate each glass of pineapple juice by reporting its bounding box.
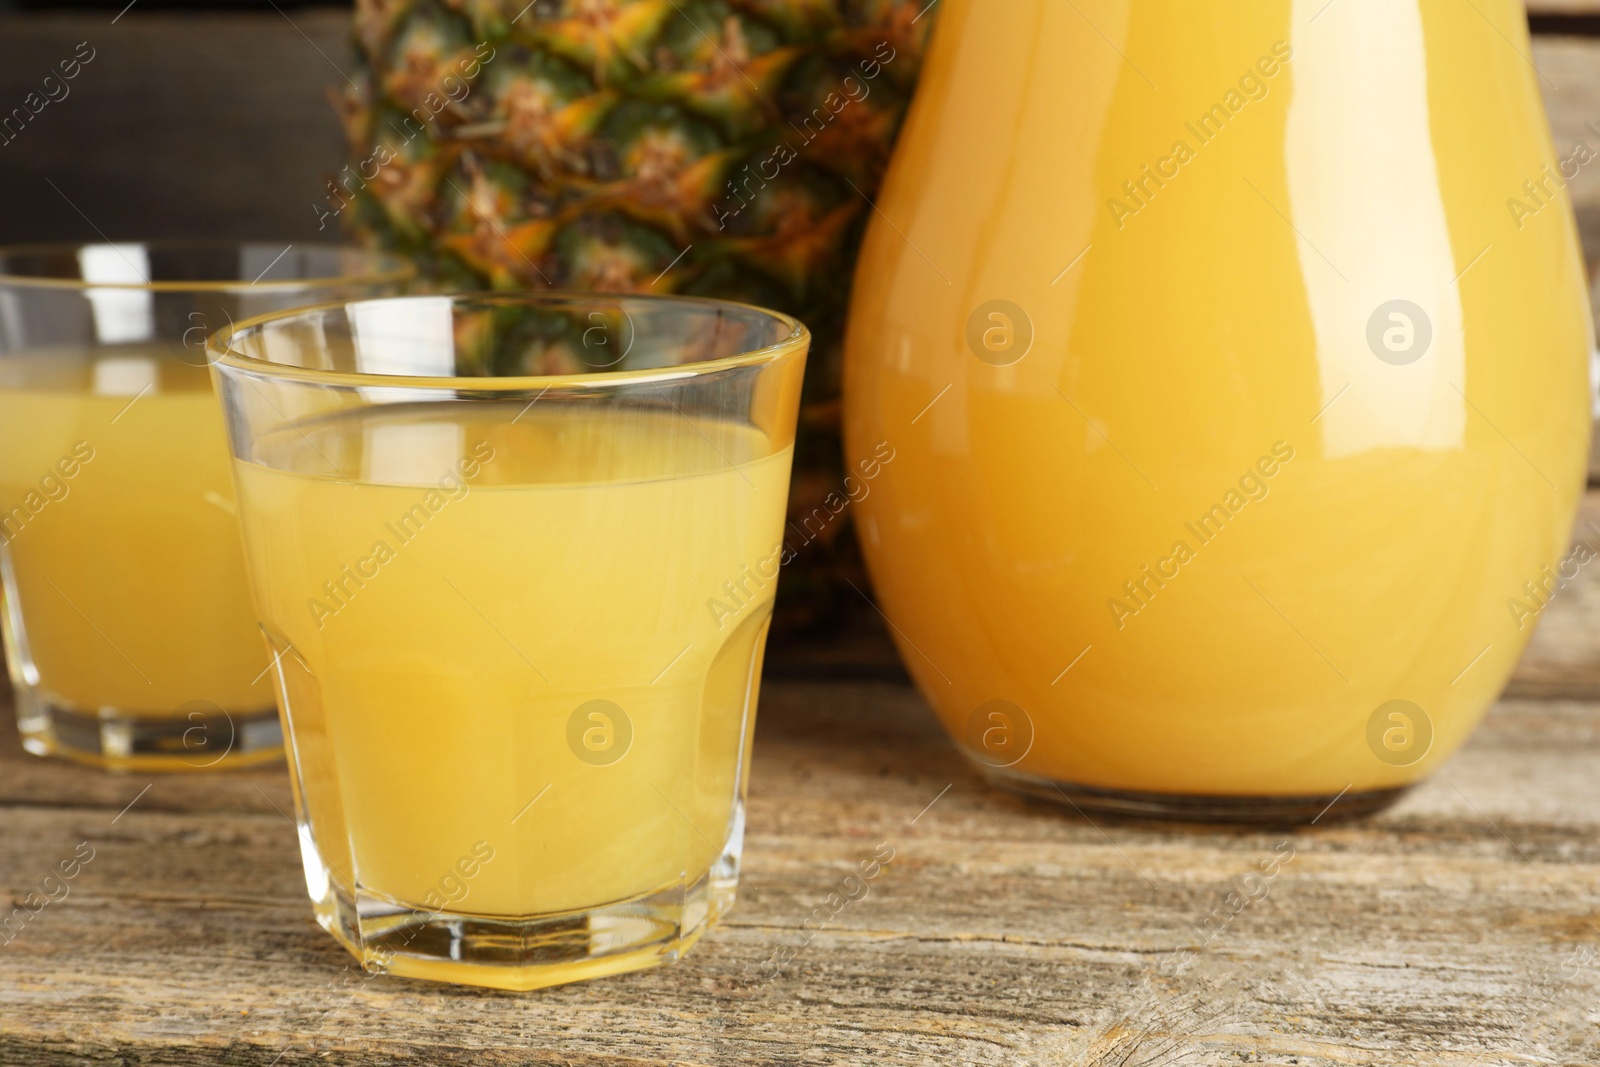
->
[208,292,807,991]
[0,243,411,771]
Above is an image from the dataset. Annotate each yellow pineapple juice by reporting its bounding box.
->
[232,404,790,936]
[844,0,1593,799]
[0,348,272,726]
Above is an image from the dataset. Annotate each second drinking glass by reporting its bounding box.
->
[0,242,410,770]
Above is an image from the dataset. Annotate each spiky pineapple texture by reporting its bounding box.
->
[336,0,933,630]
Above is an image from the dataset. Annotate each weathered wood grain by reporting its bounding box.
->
[2,675,1598,1065]
[1530,1,1600,15]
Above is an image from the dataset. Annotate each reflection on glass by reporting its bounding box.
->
[0,242,411,771]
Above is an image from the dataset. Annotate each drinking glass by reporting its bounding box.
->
[208,293,807,990]
[0,242,411,771]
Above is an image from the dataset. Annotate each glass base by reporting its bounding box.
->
[15,690,283,772]
[307,845,739,992]
[979,762,1411,825]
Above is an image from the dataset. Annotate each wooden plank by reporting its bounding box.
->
[2,678,1599,1064]
[1530,1,1600,15]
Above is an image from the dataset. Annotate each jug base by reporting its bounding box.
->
[980,764,1410,825]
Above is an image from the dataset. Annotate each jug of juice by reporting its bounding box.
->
[843,0,1593,820]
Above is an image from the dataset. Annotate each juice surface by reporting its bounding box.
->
[844,0,1593,795]
[233,404,791,916]
[0,346,272,713]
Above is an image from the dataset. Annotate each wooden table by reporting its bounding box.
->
[4,489,1600,1066]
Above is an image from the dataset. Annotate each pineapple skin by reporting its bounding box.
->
[336,0,935,634]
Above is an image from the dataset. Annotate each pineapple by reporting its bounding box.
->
[335,0,935,633]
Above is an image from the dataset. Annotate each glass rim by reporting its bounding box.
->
[206,290,811,392]
[0,240,416,293]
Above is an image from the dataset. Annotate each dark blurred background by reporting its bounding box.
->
[0,0,355,246]
[0,1,339,7]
